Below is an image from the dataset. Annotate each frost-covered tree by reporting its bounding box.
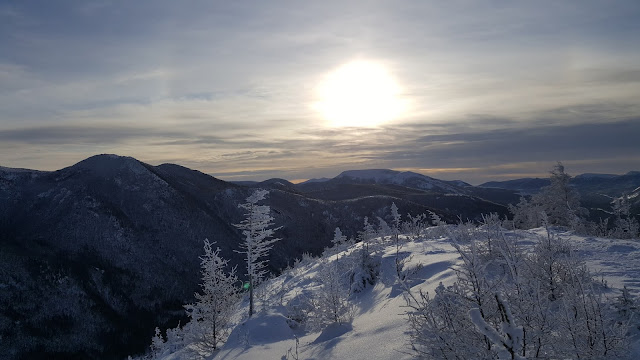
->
[350,217,380,293]
[508,196,543,229]
[480,213,503,255]
[403,213,427,240]
[611,193,639,239]
[314,261,353,325]
[510,163,587,229]
[404,221,630,359]
[149,327,165,359]
[235,189,280,317]
[391,203,401,235]
[376,216,391,237]
[539,162,587,227]
[164,326,185,355]
[469,294,524,360]
[390,202,403,276]
[327,227,348,261]
[184,239,240,352]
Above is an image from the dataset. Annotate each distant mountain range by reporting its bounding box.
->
[479,171,640,220]
[479,171,640,195]
[1,155,638,359]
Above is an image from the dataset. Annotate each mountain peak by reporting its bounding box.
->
[69,154,148,176]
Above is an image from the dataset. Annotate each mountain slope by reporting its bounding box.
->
[1,155,242,358]
[154,227,640,360]
[334,169,467,193]
[1,155,514,359]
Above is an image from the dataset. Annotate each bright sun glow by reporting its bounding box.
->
[314,60,405,127]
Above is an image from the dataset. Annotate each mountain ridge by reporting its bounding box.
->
[1,154,505,359]
[2,154,638,359]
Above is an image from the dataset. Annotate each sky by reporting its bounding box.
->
[1,0,639,184]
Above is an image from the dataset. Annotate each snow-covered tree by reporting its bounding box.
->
[164,326,185,355]
[403,213,427,240]
[611,193,639,239]
[510,163,587,229]
[350,217,380,293]
[184,239,240,352]
[390,202,403,276]
[469,294,524,360]
[376,216,391,237]
[332,227,346,249]
[539,162,587,227]
[404,220,629,359]
[235,189,281,317]
[326,227,348,261]
[314,261,353,325]
[149,327,165,359]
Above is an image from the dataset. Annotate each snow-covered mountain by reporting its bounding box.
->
[2,155,508,359]
[153,226,640,360]
[334,169,469,193]
[4,155,638,359]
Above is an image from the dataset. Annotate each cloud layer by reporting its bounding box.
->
[1,1,639,183]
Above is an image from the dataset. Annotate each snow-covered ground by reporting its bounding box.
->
[213,236,459,360]
[162,228,640,360]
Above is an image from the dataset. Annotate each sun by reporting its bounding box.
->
[314,60,405,128]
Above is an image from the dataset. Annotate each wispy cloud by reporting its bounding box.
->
[1,1,639,182]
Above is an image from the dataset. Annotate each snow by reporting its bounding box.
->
[159,228,640,360]
[204,235,459,360]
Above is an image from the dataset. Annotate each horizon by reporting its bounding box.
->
[2,153,638,186]
[1,1,639,184]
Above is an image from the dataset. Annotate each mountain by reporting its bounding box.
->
[294,168,517,213]
[479,171,640,220]
[574,173,618,180]
[333,169,467,193]
[479,178,551,195]
[480,171,640,196]
[0,155,514,359]
[4,156,637,358]
[1,155,243,359]
[299,177,331,184]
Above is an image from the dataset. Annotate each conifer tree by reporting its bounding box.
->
[235,189,280,317]
[184,239,240,352]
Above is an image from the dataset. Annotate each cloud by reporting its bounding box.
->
[0,125,185,145]
[1,1,639,182]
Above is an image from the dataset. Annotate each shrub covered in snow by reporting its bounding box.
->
[404,222,632,359]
